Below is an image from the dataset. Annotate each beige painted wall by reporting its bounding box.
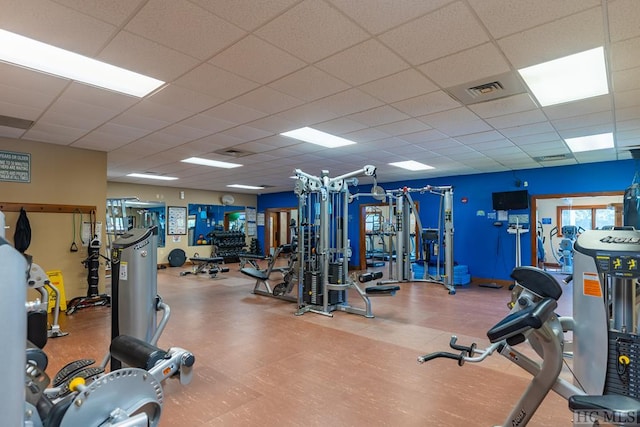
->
[107,182,257,264]
[0,137,107,301]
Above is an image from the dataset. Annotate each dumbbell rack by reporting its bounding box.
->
[208,230,246,261]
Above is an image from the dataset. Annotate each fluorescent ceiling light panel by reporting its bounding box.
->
[127,173,178,181]
[389,160,434,171]
[227,184,265,190]
[181,157,242,169]
[0,29,165,97]
[564,132,614,153]
[518,47,608,107]
[280,127,356,148]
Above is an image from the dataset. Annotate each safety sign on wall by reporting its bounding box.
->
[0,150,30,183]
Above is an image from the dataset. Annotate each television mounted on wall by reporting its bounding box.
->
[492,190,529,211]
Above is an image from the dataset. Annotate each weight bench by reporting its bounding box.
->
[358,271,400,296]
[241,245,295,301]
[238,253,268,269]
[180,256,228,278]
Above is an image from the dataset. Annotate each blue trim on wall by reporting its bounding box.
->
[257,159,635,281]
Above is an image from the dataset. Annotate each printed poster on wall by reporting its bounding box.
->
[167,206,187,235]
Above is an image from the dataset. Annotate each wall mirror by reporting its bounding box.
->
[187,203,246,247]
[127,200,166,248]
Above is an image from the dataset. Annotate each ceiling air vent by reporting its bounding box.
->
[0,114,34,130]
[534,154,573,162]
[467,81,504,98]
[445,71,527,105]
[213,148,254,158]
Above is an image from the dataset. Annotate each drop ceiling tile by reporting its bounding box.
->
[39,103,116,129]
[316,39,409,86]
[0,83,58,115]
[313,89,383,117]
[432,120,493,137]
[346,106,410,127]
[359,69,438,104]
[520,142,569,155]
[72,131,134,151]
[110,112,171,133]
[557,125,614,139]
[126,0,245,59]
[147,85,222,114]
[178,114,236,134]
[328,0,450,34]
[542,95,612,120]
[191,0,298,31]
[232,87,305,115]
[468,94,538,119]
[0,0,117,55]
[314,118,368,135]
[469,139,516,151]
[551,111,614,131]
[0,100,42,122]
[126,99,193,124]
[500,122,556,138]
[51,0,146,25]
[158,123,212,141]
[255,0,369,63]
[573,149,618,163]
[616,106,640,122]
[615,89,640,110]
[274,103,339,127]
[485,109,548,129]
[99,31,200,82]
[23,122,87,145]
[608,0,640,42]
[245,116,298,135]
[268,66,350,102]
[378,2,488,65]
[611,36,640,72]
[392,91,460,117]
[202,102,268,125]
[455,130,505,144]
[511,132,562,146]
[399,129,449,144]
[419,43,511,88]
[0,63,69,97]
[612,67,640,92]
[375,119,431,136]
[210,35,306,84]
[617,119,640,132]
[61,83,139,111]
[419,107,479,127]
[175,63,259,100]
[468,0,599,39]
[343,128,389,143]
[498,8,604,69]
[0,125,26,139]
[219,125,273,142]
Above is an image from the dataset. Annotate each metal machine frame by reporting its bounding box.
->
[293,165,381,318]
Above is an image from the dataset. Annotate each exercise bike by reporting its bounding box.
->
[418,266,640,426]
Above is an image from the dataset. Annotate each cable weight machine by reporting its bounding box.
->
[352,184,455,294]
[293,165,399,318]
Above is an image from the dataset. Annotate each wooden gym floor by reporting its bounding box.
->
[44,262,575,426]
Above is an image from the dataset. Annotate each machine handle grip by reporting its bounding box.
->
[417,351,465,366]
[449,336,477,356]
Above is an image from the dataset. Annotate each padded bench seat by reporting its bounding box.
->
[569,394,640,418]
[240,268,269,281]
[365,285,400,296]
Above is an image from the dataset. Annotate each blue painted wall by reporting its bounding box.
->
[258,159,635,281]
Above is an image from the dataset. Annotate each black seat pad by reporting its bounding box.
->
[241,268,269,280]
[569,394,640,416]
[238,253,267,259]
[511,266,563,300]
[366,285,400,294]
[190,257,223,263]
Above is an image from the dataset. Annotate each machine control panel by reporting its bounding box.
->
[576,230,640,278]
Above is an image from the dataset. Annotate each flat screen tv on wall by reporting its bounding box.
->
[492,190,529,210]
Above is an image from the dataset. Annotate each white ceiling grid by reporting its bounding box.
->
[0,0,636,193]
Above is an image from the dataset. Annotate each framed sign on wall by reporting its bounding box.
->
[167,206,187,235]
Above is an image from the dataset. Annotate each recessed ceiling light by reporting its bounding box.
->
[518,47,608,107]
[280,127,356,148]
[389,160,434,171]
[181,157,242,168]
[564,132,614,153]
[227,184,265,190]
[0,29,165,97]
[127,173,178,181]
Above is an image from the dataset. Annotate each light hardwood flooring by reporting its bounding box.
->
[43,262,575,426]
